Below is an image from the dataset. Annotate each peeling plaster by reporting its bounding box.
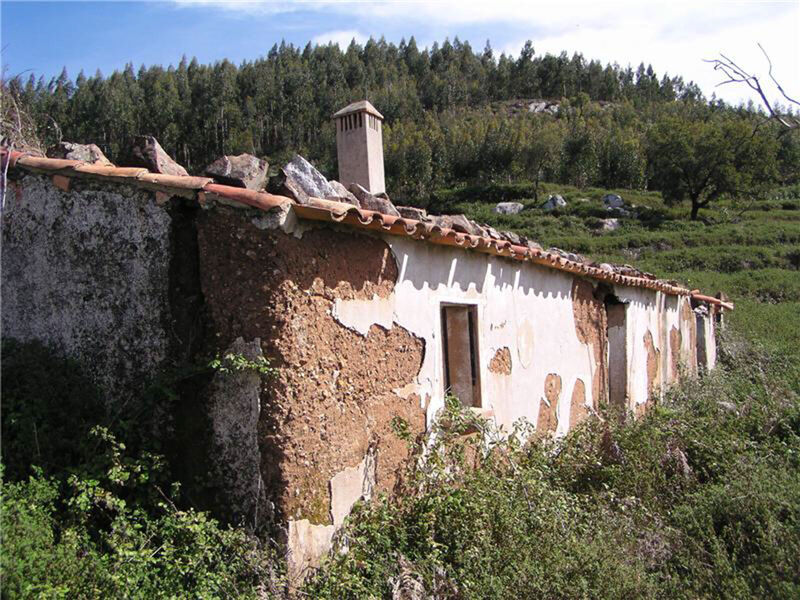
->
[330,235,603,438]
[332,293,395,336]
[329,446,376,528]
[489,347,512,375]
[287,519,336,584]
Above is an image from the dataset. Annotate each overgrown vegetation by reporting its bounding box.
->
[306,330,800,599]
[303,182,800,597]
[0,342,285,599]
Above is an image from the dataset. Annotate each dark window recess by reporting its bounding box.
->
[441,304,482,407]
[605,297,628,408]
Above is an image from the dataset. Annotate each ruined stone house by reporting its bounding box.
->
[0,100,730,580]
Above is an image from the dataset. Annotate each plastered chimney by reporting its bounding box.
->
[333,100,385,194]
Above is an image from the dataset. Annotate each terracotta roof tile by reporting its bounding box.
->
[0,147,731,309]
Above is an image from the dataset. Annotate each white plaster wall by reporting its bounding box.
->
[613,287,670,410]
[706,316,717,370]
[679,296,698,375]
[333,235,600,437]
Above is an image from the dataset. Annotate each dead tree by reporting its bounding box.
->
[706,43,799,130]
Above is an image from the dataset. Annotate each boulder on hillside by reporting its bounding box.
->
[603,193,624,208]
[348,183,400,216]
[541,194,566,211]
[493,201,524,215]
[605,206,631,217]
[124,136,188,176]
[47,142,112,165]
[205,154,269,190]
[598,218,620,232]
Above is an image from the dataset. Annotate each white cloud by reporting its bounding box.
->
[493,3,799,106]
[312,29,368,48]
[170,0,298,15]
[169,0,799,105]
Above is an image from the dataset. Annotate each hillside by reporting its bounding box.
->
[2,37,800,599]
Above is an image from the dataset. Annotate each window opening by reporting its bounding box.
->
[605,296,627,408]
[441,304,482,407]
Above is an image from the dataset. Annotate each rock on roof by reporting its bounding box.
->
[0,146,733,310]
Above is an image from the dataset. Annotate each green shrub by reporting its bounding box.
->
[0,340,285,598]
[1,428,281,599]
[306,334,800,599]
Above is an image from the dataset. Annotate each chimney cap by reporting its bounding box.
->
[332,100,384,121]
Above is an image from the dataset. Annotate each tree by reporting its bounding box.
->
[706,44,799,130]
[517,118,564,201]
[648,110,779,220]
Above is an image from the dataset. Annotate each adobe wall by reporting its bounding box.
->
[1,173,178,404]
[194,207,428,578]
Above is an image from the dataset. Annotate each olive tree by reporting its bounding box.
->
[647,110,779,220]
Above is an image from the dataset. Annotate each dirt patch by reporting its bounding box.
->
[669,326,682,380]
[571,278,608,409]
[569,378,589,428]
[488,347,512,375]
[197,209,426,525]
[538,373,562,435]
[644,329,660,398]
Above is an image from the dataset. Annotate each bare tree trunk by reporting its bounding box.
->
[691,199,701,221]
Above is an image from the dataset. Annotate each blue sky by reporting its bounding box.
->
[2,1,798,106]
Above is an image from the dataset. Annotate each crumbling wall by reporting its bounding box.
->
[331,235,604,439]
[695,308,717,371]
[679,297,698,375]
[196,209,426,533]
[206,337,268,531]
[614,287,668,412]
[1,173,174,404]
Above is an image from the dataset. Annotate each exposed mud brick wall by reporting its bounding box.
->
[1,174,175,404]
[571,278,608,408]
[488,347,512,375]
[643,330,660,399]
[196,209,425,525]
[569,379,589,428]
[670,326,682,380]
[538,373,562,435]
[680,299,698,374]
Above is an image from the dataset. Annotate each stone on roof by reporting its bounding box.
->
[332,100,384,120]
